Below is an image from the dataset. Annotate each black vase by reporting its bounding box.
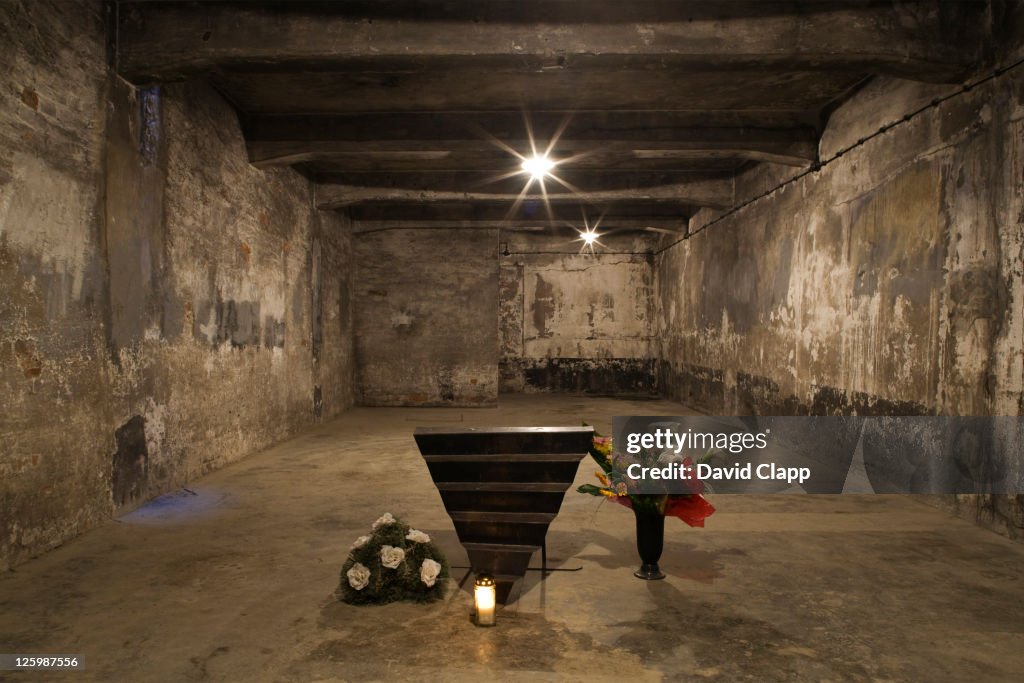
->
[633,507,666,580]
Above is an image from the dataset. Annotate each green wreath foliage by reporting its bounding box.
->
[338,513,450,605]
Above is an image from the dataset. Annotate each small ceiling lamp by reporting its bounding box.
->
[521,154,555,182]
[473,574,497,627]
[580,229,600,247]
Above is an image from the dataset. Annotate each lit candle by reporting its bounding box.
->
[474,574,496,627]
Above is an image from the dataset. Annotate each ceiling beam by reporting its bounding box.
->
[213,68,865,114]
[244,112,819,168]
[314,179,733,211]
[344,200,693,225]
[250,141,811,169]
[116,1,986,84]
[290,152,754,174]
[350,220,688,234]
[309,171,738,195]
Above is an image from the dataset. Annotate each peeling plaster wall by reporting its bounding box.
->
[126,80,354,491]
[656,71,1024,539]
[353,229,498,406]
[0,0,113,568]
[499,234,657,395]
[0,1,354,569]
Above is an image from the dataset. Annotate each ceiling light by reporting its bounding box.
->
[580,229,600,246]
[521,154,555,181]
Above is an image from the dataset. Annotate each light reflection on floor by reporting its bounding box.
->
[117,488,228,525]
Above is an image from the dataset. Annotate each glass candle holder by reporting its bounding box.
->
[473,574,496,627]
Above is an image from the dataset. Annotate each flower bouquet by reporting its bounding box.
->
[577,433,716,525]
[578,429,715,579]
[339,513,450,604]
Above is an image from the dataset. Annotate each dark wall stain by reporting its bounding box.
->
[769,237,794,312]
[942,265,1008,411]
[313,385,323,418]
[263,315,286,349]
[338,277,352,336]
[311,237,322,363]
[735,372,800,416]
[161,287,185,342]
[531,274,555,338]
[226,300,260,348]
[696,239,761,335]
[13,339,42,379]
[112,416,148,507]
[138,86,161,166]
[437,368,456,402]
[192,295,266,349]
[656,362,725,413]
[946,267,1007,336]
[506,358,658,396]
[659,362,933,417]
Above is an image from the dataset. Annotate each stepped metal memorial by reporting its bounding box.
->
[413,426,593,603]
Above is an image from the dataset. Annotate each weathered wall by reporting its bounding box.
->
[656,70,1024,538]
[1,0,113,567]
[499,233,658,395]
[353,228,498,406]
[119,79,354,490]
[0,0,354,569]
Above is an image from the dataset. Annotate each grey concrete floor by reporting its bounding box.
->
[1,395,1023,682]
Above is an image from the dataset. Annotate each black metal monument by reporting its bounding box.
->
[413,426,593,604]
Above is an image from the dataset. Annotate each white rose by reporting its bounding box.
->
[350,535,371,550]
[380,544,405,569]
[372,512,396,530]
[420,559,442,587]
[347,562,371,591]
[405,529,431,544]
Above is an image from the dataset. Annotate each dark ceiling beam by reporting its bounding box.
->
[211,68,865,113]
[350,220,688,234]
[308,171,736,195]
[243,112,819,168]
[314,179,733,211]
[344,200,693,231]
[244,111,818,141]
[116,1,986,84]
[293,153,749,173]
[252,143,807,169]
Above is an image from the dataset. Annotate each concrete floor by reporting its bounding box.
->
[1,395,1023,682]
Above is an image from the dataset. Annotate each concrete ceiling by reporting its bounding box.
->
[114,0,990,236]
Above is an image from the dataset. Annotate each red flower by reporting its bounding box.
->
[665,495,715,527]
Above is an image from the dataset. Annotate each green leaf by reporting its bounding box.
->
[587,446,614,472]
[577,483,609,496]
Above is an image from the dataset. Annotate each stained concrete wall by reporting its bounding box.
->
[499,233,658,394]
[656,70,1024,538]
[353,229,498,406]
[1,0,113,568]
[0,0,354,569]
